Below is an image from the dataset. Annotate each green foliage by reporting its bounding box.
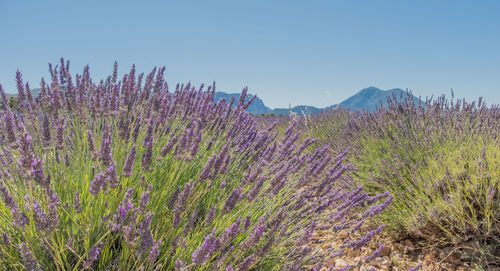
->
[356,134,499,243]
[0,113,291,270]
[308,95,500,246]
[1,62,391,270]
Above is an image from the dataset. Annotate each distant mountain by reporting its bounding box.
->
[214,87,422,115]
[214,92,272,115]
[338,87,422,112]
[213,92,328,116]
[271,105,323,116]
[5,88,42,98]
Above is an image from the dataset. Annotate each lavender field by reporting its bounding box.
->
[0,60,498,271]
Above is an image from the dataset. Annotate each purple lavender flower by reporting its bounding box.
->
[108,188,136,231]
[121,225,136,246]
[30,159,48,188]
[20,243,40,271]
[295,222,316,246]
[174,131,190,157]
[55,150,60,164]
[89,172,105,195]
[64,153,71,167]
[172,208,181,227]
[223,187,242,214]
[148,239,162,263]
[11,208,29,229]
[55,118,65,150]
[176,180,195,213]
[190,130,203,157]
[18,133,34,169]
[205,206,216,225]
[122,144,136,177]
[3,113,17,144]
[242,163,264,186]
[363,245,383,263]
[40,115,51,147]
[345,225,385,250]
[215,141,231,172]
[174,260,184,271]
[74,190,82,213]
[160,136,178,156]
[143,119,155,148]
[487,183,497,204]
[240,218,266,250]
[219,153,231,175]
[168,186,180,210]
[199,155,216,181]
[408,263,422,271]
[361,194,393,219]
[216,217,241,248]
[87,130,95,154]
[15,71,26,103]
[46,190,60,230]
[238,254,255,271]
[243,215,252,231]
[142,139,153,172]
[139,214,154,251]
[0,83,8,108]
[83,245,100,269]
[99,126,114,167]
[32,199,49,231]
[191,228,217,266]
[247,175,265,201]
[139,185,152,213]
[1,232,10,246]
[132,117,142,142]
[184,206,199,234]
[105,164,119,189]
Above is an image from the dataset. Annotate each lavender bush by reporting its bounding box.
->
[0,59,389,270]
[306,92,500,247]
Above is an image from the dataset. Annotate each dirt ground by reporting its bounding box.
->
[310,224,500,271]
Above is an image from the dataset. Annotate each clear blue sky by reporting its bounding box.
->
[1,0,499,108]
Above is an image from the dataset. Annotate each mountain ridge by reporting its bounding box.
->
[215,87,423,115]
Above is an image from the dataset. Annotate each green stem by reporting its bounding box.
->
[72,230,111,271]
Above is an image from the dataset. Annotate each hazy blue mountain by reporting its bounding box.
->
[213,91,324,116]
[213,92,272,115]
[214,87,422,115]
[325,104,338,110]
[5,88,42,98]
[338,87,422,112]
[271,105,323,116]
[213,87,422,115]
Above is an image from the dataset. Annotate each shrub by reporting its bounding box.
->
[0,59,389,270]
[311,93,500,246]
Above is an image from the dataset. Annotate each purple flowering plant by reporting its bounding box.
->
[0,60,390,270]
[306,91,500,248]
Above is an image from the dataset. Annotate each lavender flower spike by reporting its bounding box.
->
[83,245,101,270]
[122,144,136,177]
[148,239,162,263]
[20,243,41,271]
[87,130,95,154]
